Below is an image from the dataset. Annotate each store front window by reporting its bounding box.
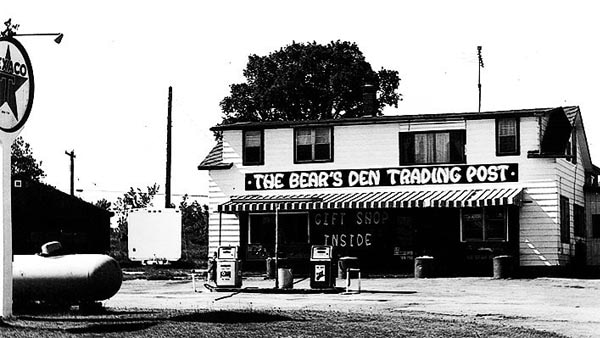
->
[247,213,309,260]
[461,207,507,241]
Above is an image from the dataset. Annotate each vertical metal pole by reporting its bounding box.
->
[165,86,172,208]
[477,46,483,113]
[218,212,222,246]
[478,63,481,112]
[274,204,279,289]
[0,139,14,317]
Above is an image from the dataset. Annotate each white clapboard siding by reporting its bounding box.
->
[520,181,560,266]
[207,174,240,255]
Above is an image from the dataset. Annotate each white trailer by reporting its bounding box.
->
[127,208,182,265]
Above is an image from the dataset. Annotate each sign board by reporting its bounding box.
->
[246,163,519,191]
[0,37,34,133]
[0,36,35,318]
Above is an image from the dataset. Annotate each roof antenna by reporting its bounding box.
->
[477,46,484,113]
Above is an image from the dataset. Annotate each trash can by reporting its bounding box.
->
[493,255,513,279]
[414,256,434,278]
[265,257,275,279]
[215,246,242,288]
[277,268,293,289]
[338,256,359,279]
[310,245,335,289]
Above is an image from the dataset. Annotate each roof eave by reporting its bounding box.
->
[197,163,234,171]
[210,107,565,131]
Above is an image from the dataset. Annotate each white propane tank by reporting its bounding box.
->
[13,254,122,303]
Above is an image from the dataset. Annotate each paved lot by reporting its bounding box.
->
[104,276,600,338]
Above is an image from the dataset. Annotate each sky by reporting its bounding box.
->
[3,1,600,207]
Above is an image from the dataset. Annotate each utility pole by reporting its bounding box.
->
[165,86,172,208]
[477,46,484,113]
[65,150,75,195]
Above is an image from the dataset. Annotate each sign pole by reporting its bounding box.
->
[0,33,36,318]
[0,135,17,317]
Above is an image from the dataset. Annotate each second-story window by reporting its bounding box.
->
[399,130,465,165]
[243,130,263,165]
[295,127,333,163]
[496,118,520,156]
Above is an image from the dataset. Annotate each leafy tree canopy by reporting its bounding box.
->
[220,41,401,124]
[112,183,160,241]
[11,136,45,182]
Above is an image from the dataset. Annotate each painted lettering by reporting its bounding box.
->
[324,233,373,247]
[387,169,400,185]
[289,173,299,188]
[436,167,449,183]
[497,164,509,181]
[340,234,347,247]
[253,174,265,190]
[420,168,431,184]
[331,171,343,187]
[246,164,518,190]
[400,169,411,185]
[319,171,329,188]
[449,167,462,183]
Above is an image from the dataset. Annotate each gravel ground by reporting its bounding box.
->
[105,276,600,338]
[1,276,597,337]
[1,309,566,338]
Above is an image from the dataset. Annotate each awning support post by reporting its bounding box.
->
[218,211,222,247]
[274,203,280,289]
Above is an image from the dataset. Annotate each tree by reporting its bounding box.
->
[179,194,209,262]
[110,184,160,260]
[94,198,112,211]
[11,136,45,181]
[220,41,401,124]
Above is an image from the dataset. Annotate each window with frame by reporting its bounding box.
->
[496,118,520,156]
[592,214,600,238]
[574,204,585,237]
[461,207,507,242]
[399,130,465,165]
[295,127,332,163]
[560,196,570,243]
[243,130,263,165]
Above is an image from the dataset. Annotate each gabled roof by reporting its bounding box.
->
[572,107,594,172]
[197,139,233,170]
[210,106,578,131]
[563,106,579,125]
[12,177,114,217]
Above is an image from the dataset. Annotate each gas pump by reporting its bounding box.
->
[310,245,335,289]
[215,246,242,288]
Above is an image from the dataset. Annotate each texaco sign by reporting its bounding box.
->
[0,37,34,133]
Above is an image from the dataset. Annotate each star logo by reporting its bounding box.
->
[0,45,28,121]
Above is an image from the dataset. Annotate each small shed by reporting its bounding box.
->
[11,178,113,255]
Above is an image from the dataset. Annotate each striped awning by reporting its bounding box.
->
[218,188,522,213]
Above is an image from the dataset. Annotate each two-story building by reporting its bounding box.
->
[199,106,595,275]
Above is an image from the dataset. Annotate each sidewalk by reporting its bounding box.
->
[105,276,600,338]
